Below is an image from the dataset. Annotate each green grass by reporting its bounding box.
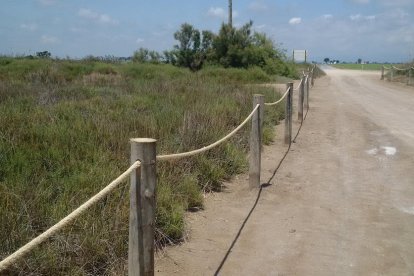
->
[0,58,286,275]
[332,63,398,71]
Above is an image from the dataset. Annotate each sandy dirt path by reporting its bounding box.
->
[155,67,414,275]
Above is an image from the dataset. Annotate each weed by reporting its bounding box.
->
[0,59,285,274]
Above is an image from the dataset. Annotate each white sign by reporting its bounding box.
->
[293,50,307,63]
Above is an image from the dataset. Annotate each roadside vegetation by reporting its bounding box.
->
[0,57,290,274]
[0,19,307,274]
[332,63,401,70]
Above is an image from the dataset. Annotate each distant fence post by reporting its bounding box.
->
[311,68,315,86]
[284,83,293,144]
[249,94,264,189]
[129,138,157,276]
[381,66,385,80]
[298,76,305,122]
[305,74,310,111]
[390,67,394,82]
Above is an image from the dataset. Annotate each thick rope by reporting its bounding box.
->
[264,87,290,106]
[157,105,259,161]
[0,161,141,272]
[293,78,303,91]
[392,65,409,71]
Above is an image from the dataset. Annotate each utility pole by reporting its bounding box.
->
[229,0,233,27]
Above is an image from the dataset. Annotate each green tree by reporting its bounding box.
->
[36,51,51,58]
[324,57,330,63]
[133,48,162,64]
[173,23,215,71]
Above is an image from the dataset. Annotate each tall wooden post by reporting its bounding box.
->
[391,67,394,82]
[129,138,157,276]
[381,66,385,80]
[298,76,305,122]
[249,94,264,189]
[284,83,293,145]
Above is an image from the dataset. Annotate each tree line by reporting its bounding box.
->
[133,21,296,78]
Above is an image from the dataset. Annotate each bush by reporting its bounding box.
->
[0,60,285,274]
[168,21,298,79]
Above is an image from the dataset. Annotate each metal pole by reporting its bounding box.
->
[129,138,157,276]
[228,0,232,27]
[249,94,264,189]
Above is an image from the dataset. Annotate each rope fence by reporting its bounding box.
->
[157,104,260,161]
[264,87,290,106]
[0,65,318,275]
[0,161,141,272]
[381,64,414,86]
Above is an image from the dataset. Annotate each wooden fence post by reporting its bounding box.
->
[305,74,310,110]
[409,68,413,86]
[311,68,315,86]
[129,138,157,276]
[249,94,264,189]
[298,76,305,122]
[284,83,293,144]
[381,66,385,80]
[391,67,394,82]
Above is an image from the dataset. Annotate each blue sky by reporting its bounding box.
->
[1,0,413,62]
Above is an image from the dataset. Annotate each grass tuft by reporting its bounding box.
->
[0,58,285,274]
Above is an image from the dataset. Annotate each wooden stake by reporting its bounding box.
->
[249,94,264,189]
[285,83,293,144]
[129,138,157,276]
[298,76,305,122]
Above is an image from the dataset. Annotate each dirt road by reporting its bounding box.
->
[156,68,414,275]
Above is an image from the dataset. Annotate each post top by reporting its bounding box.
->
[130,138,157,143]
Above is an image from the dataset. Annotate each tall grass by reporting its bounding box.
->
[0,58,285,275]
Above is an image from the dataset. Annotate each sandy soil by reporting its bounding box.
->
[155,67,414,275]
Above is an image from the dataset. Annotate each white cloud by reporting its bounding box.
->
[249,1,268,12]
[379,0,413,7]
[350,14,362,20]
[78,8,118,25]
[322,14,333,20]
[289,17,302,25]
[41,35,59,44]
[207,7,226,19]
[20,23,37,31]
[350,14,376,21]
[350,0,370,4]
[207,7,238,20]
[136,38,145,44]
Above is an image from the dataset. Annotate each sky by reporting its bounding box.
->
[1,0,413,62]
